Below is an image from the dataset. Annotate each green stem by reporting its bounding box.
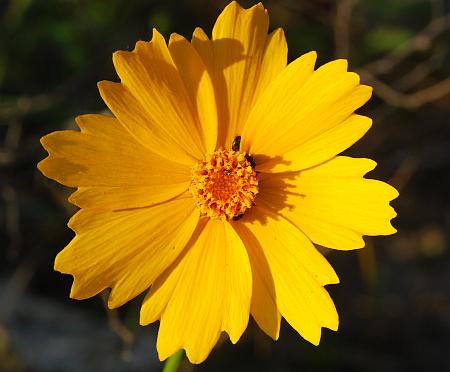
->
[162,349,184,372]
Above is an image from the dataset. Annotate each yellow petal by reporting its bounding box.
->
[211,1,268,147]
[108,29,205,160]
[241,51,317,152]
[242,58,372,169]
[256,114,372,173]
[168,33,218,154]
[141,219,252,364]
[69,184,188,211]
[38,114,190,210]
[261,156,399,250]
[232,222,281,340]
[252,28,288,101]
[191,27,213,73]
[234,204,339,345]
[98,81,196,166]
[55,193,199,307]
[192,2,286,148]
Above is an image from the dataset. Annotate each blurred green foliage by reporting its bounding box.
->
[365,27,414,55]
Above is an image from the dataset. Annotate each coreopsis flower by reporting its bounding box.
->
[38,1,398,364]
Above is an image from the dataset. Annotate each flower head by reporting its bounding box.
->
[38,1,398,364]
[190,149,259,220]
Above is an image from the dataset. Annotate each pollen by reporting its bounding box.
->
[189,149,259,220]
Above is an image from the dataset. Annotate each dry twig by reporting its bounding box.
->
[332,0,450,109]
[100,291,134,360]
[358,69,450,109]
[362,12,450,75]
[334,0,356,58]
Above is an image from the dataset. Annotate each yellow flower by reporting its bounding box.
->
[38,1,398,364]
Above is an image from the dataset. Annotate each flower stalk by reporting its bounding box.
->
[162,350,184,372]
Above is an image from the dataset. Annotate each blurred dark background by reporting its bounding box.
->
[1,0,450,371]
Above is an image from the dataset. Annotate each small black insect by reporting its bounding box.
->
[232,135,241,151]
[232,136,256,169]
[232,214,244,221]
[245,154,256,169]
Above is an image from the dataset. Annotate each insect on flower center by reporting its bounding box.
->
[189,149,259,221]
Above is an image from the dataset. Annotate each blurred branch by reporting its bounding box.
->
[357,239,378,289]
[0,119,22,166]
[0,72,83,122]
[341,3,450,109]
[388,157,418,192]
[393,45,446,90]
[100,291,134,360]
[0,258,35,322]
[362,12,450,75]
[4,120,22,149]
[358,69,450,109]
[331,0,450,109]
[334,0,357,58]
[0,93,61,122]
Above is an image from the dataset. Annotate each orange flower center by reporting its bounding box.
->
[189,149,259,220]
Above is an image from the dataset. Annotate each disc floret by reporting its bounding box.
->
[190,149,259,220]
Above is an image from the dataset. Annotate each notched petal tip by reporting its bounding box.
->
[361,84,374,95]
[253,2,266,11]
[37,132,74,184]
[192,26,209,40]
[388,225,398,235]
[314,58,350,77]
[113,29,166,58]
[138,313,151,327]
[184,348,212,365]
[111,50,130,69]
[224,0,240,10]
[354,84,373,104]
[362,115,373,128]
[68,284,83,300]
[97,80,121,104]
[384,202,399,236]
[291,50,317,71]
[335,58,349,70]
[300,316,339,347]
[307,330,322,346]
[388,184,400,201]
[305,50,318,59]
[54,248,71,274]
[321,266,340,286]
[39,133,50,147]
[269,27,286,41]
[151,27,165,42]
[54,261,92,302]
[97,80,127,107]
[107,296,121,310]
[168,32,185,45]
[39,131,64,153]
[216,0,269,30]
[97,80,113,98]
[362,158,378,175]
[67,192,79,207]
[228,329,245,345]
[68,278,97,301]
[36,157,48,174]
